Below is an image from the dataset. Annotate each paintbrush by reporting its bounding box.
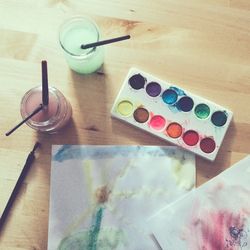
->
[0,142,41,230]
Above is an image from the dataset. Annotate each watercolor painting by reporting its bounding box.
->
[47,145,195,250]
[149,156,250,250]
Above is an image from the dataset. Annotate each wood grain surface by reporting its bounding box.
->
[0,0,250,249]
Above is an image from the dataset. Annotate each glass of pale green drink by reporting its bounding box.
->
[59,16,104,74]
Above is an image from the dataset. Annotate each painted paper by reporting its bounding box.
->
[48,145,195,250]
[149,156,250,250]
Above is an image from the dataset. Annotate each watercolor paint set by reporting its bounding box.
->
[111,68,233,161]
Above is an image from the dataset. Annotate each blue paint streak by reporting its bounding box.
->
[170,86,185,96]
[53,145,181,162]
[167,104,180,113]
[88,207,103,250]
[53,145,87,162]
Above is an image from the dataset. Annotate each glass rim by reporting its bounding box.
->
[58,16,100,58]
[20,85,61,127]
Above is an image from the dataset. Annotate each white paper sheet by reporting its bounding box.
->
[149,156,250,250]
[48,145,195,250]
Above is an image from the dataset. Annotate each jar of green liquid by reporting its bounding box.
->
[59,16,104,74]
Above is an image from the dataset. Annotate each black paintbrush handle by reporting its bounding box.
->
[5,104,43,136]
[42,61,49,106]
[81,35,130,49]
[0,142,40,230]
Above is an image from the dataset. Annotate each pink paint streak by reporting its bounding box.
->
[187,210,245,250]
[200,211,243,250]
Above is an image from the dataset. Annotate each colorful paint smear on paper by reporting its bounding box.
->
[48,145,195,250]
[149,156,250,250]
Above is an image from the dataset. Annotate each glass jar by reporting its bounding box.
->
[59,16,104,74]
[20,86,72,133]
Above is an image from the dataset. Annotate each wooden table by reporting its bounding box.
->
[0,1,250,249]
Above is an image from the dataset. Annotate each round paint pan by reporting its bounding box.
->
[133,107,149,123]
[149,115,166,131]
[177,96,194,112]
[182,130,199,146]
[116,100,134,117]
[162,88,178,104]
[128,74,146,90]
[166,122,182,138]
[200,137,216,153]
[194,103,210,119]
[211,111,227,127]
[145,82,161,97]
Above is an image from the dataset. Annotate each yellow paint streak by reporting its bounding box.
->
[83,160,94,202]
[109,160,131,191]
[101,159,112,184]
[171,158,195,190]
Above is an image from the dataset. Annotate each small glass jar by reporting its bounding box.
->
[20,86,72,133]
[59,16,104,74]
